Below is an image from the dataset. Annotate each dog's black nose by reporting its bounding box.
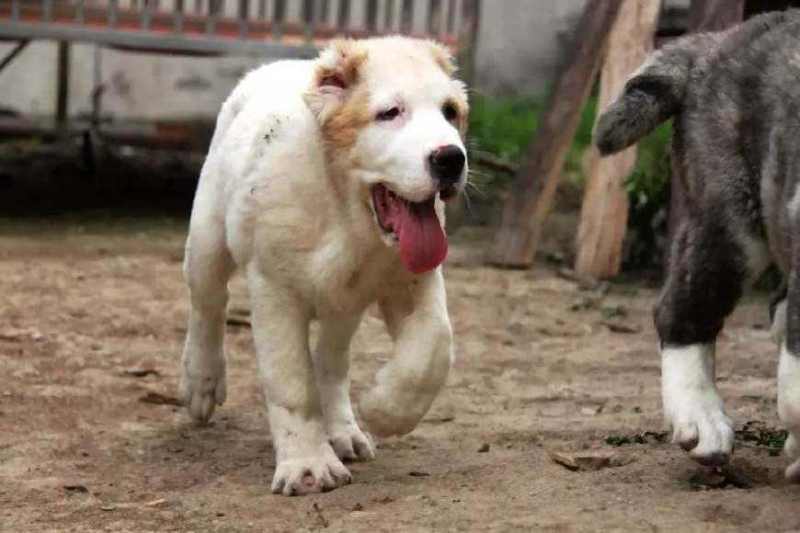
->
[429,145,466,185]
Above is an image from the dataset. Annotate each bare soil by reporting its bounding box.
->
[2,219,799,532]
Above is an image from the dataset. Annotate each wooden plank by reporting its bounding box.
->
[668,0,745,241]
[490,0,622,268]
[574,0,660,279]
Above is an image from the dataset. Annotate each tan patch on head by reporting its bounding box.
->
[322,87,372,155]
[426,40,457,76]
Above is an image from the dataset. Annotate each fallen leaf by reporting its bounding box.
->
[124,368,160,378]
[549,451,632,472]
[601,321,641,334]
[139,392,182,406]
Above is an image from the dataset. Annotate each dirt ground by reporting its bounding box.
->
[2,217,800,532]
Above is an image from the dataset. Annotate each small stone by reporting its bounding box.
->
[477,443,490,453]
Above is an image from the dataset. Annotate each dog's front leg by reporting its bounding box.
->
[247,268,351,496]
[314,315,375,462]
[360,270,453,437]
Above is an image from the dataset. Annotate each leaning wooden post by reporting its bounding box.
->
[574,0,660,279]
[490,0,622,268]
[667,0,744,242]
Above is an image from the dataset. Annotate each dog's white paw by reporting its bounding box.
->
[328,423,375,462]
[271,449,352,496]
[784,434,800,483]
[662,344,734,466]
[778,343,800,482]
[179,363,226,424]
[666,395,734,466]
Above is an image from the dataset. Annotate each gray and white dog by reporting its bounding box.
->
[596,11,800,481]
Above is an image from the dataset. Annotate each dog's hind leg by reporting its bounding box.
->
[313,314,375,462]
[779,242,800,482]
[179,180,234,424]
[655,218,768,466]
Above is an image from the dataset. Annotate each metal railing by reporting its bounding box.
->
[0,0,480,149]
[0,1,477,57]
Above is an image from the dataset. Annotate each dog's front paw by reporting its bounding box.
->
[179,363,226,425]
[662,345,734,466]
[271,450,352,496]
[664,389,734,466]
[328,423,375,462]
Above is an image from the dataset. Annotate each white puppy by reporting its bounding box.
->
[178,37,469,496]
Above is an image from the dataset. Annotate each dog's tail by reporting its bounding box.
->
[594,33,721,156]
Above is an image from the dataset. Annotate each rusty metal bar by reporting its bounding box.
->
[0,40,29,75]
[56,40,70,130]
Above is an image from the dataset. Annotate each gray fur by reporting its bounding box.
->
[595,31,728,155]
[595,10,800,349]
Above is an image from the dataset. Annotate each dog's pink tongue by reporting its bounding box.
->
[393,198,448,274]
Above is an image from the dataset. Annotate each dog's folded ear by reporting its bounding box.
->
[305,40,368,124]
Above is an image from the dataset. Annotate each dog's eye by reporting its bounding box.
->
[376,107,402,122]
[442,102,459,122]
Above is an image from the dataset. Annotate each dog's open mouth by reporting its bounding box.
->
[371,184,448,274]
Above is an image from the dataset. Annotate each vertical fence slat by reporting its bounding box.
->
[239,0,250,38]
[400,0,413,34]
[273,0,286,40]
[141,0,152,30]
[428,0,442,36]
[366,0,378,33]
[75,0,85,24]
[320,0,329,25]
[109,0,119,27]
[337,0,350,31]
[383,0,395,31]
[206,0,220,35]
[173,0,185,32]
[42,0,53,22]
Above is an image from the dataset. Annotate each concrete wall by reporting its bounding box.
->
[474,0,586,95]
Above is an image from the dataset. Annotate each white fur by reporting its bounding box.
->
[661,344,734,465]
[179,39,465,496]
[778,343,800,481]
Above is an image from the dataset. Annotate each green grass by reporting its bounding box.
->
[468,92,673,269]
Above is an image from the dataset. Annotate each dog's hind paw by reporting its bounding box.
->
[179,367,226,425]
[271,451,352,496]
[328,424,375,462]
